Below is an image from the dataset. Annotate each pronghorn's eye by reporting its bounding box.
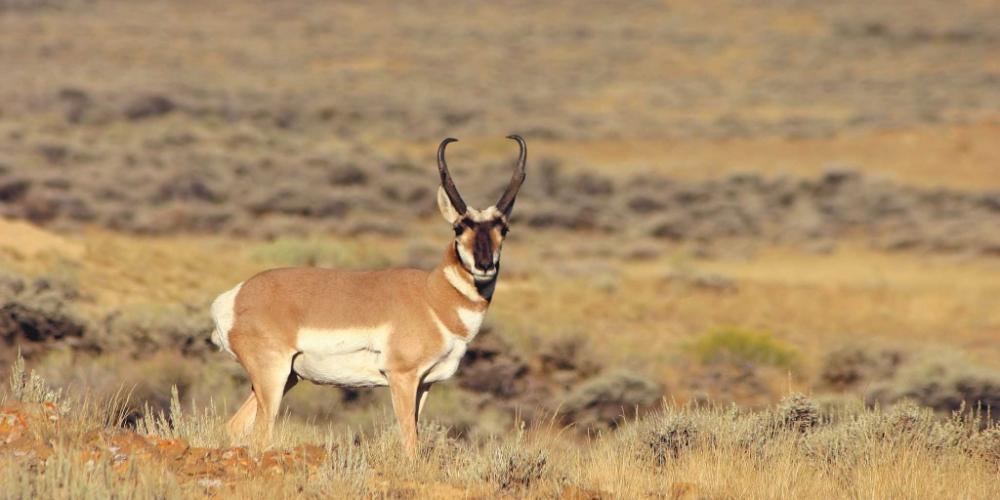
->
[453,225,464,236]
[500,226,509,237]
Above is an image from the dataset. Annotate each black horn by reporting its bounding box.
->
[437,137,467,215]
[496,134,527,215]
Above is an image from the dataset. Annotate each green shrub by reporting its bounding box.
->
[690,326,799,369]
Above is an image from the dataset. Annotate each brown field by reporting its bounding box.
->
[1,0,999,498]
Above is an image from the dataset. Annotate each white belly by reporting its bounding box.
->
[293,349,388,387]
[292,326,390,388]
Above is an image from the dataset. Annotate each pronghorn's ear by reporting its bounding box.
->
[437,186,462,224]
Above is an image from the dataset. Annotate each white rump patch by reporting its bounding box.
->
[210,282,243,358]
[292,325,392,387]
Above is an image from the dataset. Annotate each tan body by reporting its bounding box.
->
[211,246,488,452]
[210,135,526,454]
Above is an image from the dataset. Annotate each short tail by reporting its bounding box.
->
[210,328,223,350]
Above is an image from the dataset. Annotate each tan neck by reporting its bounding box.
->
[427,244,490,313]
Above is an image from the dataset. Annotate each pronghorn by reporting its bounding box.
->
[210,135,526,453]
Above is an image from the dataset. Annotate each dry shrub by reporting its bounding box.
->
[799,401,977,467]
[537,334,602,385]
[101,304,214,357]
[415,385,512,440]
[457,325,529,399]
[967,426,1000,466]
[560,370,661,432]
[776,393,821,433]
[0,273,91,362]
[480,436,550,492]
[639,411,703,466]
[32,349,245,425]
[731,394,821,458]
[866,349,1000,414]
[820,344,904,388]
[5,352,66,410]
[417,421,478,479]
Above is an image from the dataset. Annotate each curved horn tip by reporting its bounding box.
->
[506,134,524,142]
[440,137,458,146]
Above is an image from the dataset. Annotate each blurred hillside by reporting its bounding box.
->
[2,0,1000,187]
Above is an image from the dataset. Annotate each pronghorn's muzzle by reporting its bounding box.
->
[472,229,497,276]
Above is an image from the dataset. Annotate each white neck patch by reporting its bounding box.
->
[456,307,485,338]
[428,306,485,341]
[444,265,482,302]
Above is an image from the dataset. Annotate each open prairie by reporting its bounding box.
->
[1,0,999,498]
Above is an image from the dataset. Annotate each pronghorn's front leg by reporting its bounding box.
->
[388,370,421,456]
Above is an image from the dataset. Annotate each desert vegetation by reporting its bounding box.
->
[2,0,1000,497]
[3,357,998,498]
[2,218,998,498]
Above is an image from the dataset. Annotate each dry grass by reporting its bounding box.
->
[3,362,998,499]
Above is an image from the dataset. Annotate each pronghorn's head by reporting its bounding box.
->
[436,135,526,282]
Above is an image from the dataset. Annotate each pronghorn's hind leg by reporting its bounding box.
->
[416,383,431,422]
[227,392,258,441]
[229,331,298,451]
[228,373,298,446]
